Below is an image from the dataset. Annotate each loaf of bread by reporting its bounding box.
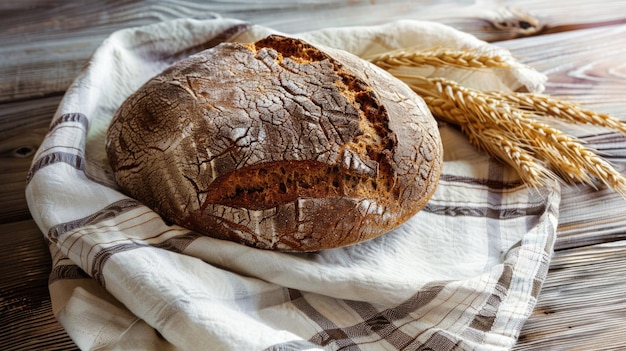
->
[106,35,442,251]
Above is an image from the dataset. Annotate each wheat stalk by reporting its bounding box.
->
[367,47,626,196]
[370,47,626,136]
[395,75,626,195]
[367,47,513,70]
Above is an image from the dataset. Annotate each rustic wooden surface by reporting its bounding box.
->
[2,1,626,350]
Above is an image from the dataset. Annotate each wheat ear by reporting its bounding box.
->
[490,92,626,134]
[470,126,555,187]
[400,76,626,195]
[367,47,626,196]
[366,47,512,70]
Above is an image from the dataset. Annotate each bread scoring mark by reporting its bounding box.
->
[195,35,396,211]
[203,160,344,210]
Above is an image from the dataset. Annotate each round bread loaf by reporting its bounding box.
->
[106,35,443,251]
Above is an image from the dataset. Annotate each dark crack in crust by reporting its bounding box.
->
[106,35,443,251]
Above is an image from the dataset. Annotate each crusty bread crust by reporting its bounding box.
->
[106,35,442,251]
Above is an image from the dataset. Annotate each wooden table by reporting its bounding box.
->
[2,1,626,350]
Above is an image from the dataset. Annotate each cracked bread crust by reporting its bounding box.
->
[106,35,442,251]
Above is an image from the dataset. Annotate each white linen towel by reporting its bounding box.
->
[26,18,558,350]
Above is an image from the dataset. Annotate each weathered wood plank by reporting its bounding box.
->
[3,0,625,103]
[0,220,76,351]
[0,96,60,223]
[499,24,626,119]
[511,0,626,33]
[515,241,626,350]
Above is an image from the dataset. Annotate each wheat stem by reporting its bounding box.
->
[367,48,512,70]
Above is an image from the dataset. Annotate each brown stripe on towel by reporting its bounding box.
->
[27,112,90,184]
[343,299,416,348]
[484,160,506,270]
[49,264,90,284]
[47,198,142,242]
[90,232,202,287]
[424,202,547,219]
[91,242,147,286]
[416,330,461,351]
[439,173,525,189]
[531,276,544,300]
[469,263,514,333]
[153,231,203,253]
[48,112,89,132]
[27,111,97,187]
[287,289,358,349]
[26,151,85,184]
[517,191,557,304]
[340,283,447,349]
[276,284,447,349]
[529,199,557,300]
[48,232,201,285]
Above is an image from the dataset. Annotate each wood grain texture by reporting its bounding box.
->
[516,242,626,350]
[504,24,626,348]
[0,96,61,223]
[2,1,626,350]
[501,24,626,252]
[0,220,76,351]
[3,0,625,103]
[500,24,626,119]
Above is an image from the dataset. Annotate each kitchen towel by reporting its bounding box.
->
[26,17,558,350]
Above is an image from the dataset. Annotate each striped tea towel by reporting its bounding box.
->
[25,18,559,350]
